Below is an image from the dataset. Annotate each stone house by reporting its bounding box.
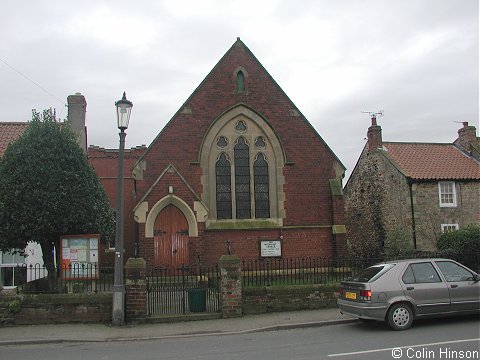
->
[132,38,347,268]
[344,115,480,253]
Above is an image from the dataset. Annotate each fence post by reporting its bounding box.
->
[124,257,147,323]
[219,255,242,318]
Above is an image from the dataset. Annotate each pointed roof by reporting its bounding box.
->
[382,142,480,180]
[134,38,345,172]
[0,122,29,157]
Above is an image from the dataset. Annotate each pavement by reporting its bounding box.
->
[0,308,357,346]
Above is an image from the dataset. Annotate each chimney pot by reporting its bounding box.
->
[67,93,87,152]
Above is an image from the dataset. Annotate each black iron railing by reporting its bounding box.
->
[242,252,479,287]
[14,263,114,294]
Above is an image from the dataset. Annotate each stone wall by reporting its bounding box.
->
[345,149,413,255]
[345,147,480,252]
[243,285,338,314]
[1,292,111,325]
[413,181,480,250]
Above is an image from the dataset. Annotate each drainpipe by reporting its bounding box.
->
[407,178,417,249]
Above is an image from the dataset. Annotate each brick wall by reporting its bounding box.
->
[88,146,146,264]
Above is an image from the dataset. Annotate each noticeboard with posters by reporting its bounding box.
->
[60,234,100,280]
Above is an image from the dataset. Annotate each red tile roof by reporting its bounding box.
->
[0,122,29,157]
[383,142,480,180]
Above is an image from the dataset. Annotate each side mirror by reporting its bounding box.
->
[473,274,480,282]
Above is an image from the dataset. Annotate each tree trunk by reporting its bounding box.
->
[40,240,60,292]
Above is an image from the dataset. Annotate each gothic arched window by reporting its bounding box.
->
[199,105,286,225]
[215,153,232,219]
[234,137,251,219]
[236,70,245,93]
[254,153,270,218]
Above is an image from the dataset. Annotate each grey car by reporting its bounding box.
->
[337,258,480,330]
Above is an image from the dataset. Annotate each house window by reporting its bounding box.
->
[438,181,457,207]
[441,224,459,233]
[0,251,26,288]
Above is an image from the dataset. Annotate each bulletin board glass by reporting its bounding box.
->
[60,234,100,279]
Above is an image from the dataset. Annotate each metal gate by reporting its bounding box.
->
[147,264,221,316]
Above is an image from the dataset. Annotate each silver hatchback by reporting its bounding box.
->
[337,258,480,330]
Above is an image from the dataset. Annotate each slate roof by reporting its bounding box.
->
[382,142,480,180]
[0,122,29,157]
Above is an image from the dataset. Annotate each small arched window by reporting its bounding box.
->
[236,70,245,93]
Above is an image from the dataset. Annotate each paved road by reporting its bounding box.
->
[2,315,479,360]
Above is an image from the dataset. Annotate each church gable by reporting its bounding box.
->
[134,38,345,227]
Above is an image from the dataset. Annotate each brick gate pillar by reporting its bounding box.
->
[125,257,147,323]
[219,255,242,318]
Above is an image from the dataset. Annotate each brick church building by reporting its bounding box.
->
[129,38,347,268]
[1,38,347,272]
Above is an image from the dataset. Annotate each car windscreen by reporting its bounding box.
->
[350,264,393,282]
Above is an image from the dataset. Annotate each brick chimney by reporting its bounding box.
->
[455,122,479,159]
[367,114,383,153]
[67,93,87,152]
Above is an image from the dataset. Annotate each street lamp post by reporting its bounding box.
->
[112,91,133,326]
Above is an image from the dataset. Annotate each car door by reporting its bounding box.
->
[400,261,451,315]
[434,260,480,312]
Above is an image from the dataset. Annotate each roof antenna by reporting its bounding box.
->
[362,110,384,125]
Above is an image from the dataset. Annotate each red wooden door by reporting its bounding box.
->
[153,205,189,268]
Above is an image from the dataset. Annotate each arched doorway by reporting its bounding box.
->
[153,204,189,268]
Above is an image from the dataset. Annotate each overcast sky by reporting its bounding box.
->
[1,0,478,181]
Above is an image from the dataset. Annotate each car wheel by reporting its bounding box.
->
[387,303,413,330]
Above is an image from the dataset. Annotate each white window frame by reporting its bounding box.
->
[441,224,459,233]
[438,181,457,207]
[0,250,26,289]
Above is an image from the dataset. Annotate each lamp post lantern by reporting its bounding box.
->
[112,91,133,326]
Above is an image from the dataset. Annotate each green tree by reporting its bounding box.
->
[0,109,115,273]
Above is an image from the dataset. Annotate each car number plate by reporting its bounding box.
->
[345,291,357,300]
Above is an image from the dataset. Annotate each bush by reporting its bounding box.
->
[7,299,21,314]
[437,224,480,253]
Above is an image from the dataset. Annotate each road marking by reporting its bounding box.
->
[328,338,480,357]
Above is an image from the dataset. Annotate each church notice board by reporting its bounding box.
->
[60,234,100,280]
[260,240,282,258]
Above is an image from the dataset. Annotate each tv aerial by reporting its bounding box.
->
[361,110,384,125]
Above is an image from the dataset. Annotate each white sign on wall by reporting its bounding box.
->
[260,240,282,257]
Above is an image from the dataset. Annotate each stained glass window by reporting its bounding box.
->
[235,120,247,132]
[216,153,232,219]
[255,136,266,148]
[254,153,270,218]
[217,136,228,148]
[234,137,251,219]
